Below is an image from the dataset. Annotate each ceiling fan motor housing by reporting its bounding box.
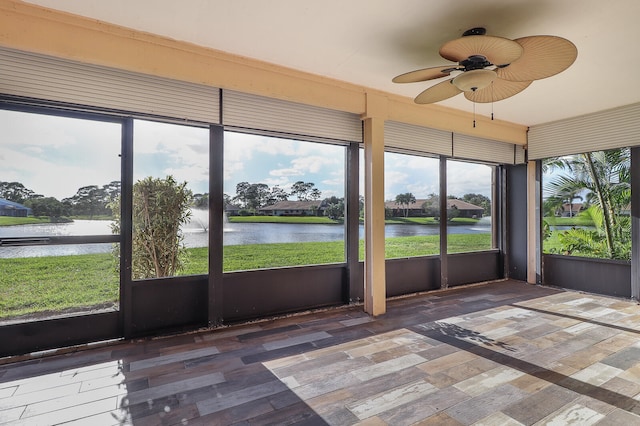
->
[460,55,492,70]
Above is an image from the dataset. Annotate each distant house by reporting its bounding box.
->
[446,199,485,218]
[0,198,32,217]
[385,198,484,218]
[561,202,583,217]
[259,200,327,216]
[225,203,241,216]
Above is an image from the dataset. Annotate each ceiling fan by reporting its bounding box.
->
[393,27,577,104]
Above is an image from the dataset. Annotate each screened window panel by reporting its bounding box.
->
[0,47,220,124]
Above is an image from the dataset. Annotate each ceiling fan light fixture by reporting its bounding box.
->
[452,69,497,92]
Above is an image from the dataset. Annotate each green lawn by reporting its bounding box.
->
[0,253,119,319]
[543,215,595,227]
[0,233,491,319]
[0,216,51,226]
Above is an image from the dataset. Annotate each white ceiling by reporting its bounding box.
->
[23,0,640,126]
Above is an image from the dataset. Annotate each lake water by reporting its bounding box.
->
[0,219,491,258]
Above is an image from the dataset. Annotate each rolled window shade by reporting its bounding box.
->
[453,133,523,164]
[528,102,640,159]
[384,121,452,156]
[222,89,362,143]
[0,47,220,124]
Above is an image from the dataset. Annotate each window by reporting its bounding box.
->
[446,160,494,254]
[384,152,440,259]
[542,148,631,260]
[131,119,210,279]
[223,132,346,271]
[0,108,121,321]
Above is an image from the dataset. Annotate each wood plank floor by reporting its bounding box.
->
[2,280,640,425]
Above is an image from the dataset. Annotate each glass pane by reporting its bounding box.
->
[384,152,440,259]
[542,149,631,260]
[446,160,493,253]
[223,132,346,271]
[0,109,121,321]
[132,119,210,279]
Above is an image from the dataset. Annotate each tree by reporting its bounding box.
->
[0,181,40,203]
[324,197,344,220]
[290,181,321,201]
[111,176,193,279]
[102,181,121,204]
[24,197,68,219]
[461,193,491,216]
[395,192,416,217]
[447,205,460,221]
[233,182,271,211]
[266,185,289,205]
[64,185,110,218]
[545,148,631,259]
[192,193,209,209]
[421,193,439,217]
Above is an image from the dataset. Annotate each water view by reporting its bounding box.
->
[0,217,492,258]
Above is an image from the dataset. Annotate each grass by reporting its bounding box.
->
[0,253,119,319]
[543,215,595,227]
[0,216,51,226]
[0,233,491,319]
[542,232,564,254]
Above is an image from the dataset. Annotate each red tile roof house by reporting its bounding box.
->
[561,202,583,217]
[258,200,327,216]
[385,198,484,218]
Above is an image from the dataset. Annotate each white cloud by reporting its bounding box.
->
[269,168,303,177]
[447,161,492,197]
[262,177,291,188]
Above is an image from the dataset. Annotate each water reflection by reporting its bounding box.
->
[0,219,491,258]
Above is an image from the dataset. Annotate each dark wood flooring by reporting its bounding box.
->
[2,280,640,425]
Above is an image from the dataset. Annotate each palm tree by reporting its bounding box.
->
[395,193,416,218]
[545,148,630,259]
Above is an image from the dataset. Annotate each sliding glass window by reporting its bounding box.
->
[223,132,346,271]
[0,108,121,322]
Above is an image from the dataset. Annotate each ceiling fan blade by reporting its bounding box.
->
[414,79,462,104]
[392,65,456,83]
[439,35,523,65]
[464,78,532,103]
[497,36,577,82]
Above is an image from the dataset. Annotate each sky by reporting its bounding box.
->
[1,109,493,202]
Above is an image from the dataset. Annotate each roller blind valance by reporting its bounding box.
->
[384,121,524,164]
[0,47,220,124]
[528,102,640,159]
[222,90,362,143]
[384,121,451,156]
[453,133,526,165]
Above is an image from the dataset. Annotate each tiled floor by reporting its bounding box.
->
[2,280,640,425]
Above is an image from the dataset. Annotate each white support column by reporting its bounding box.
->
[363,115,386,316]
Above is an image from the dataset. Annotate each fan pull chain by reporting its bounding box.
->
[473,102,476,128]
[491,82,494,120]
